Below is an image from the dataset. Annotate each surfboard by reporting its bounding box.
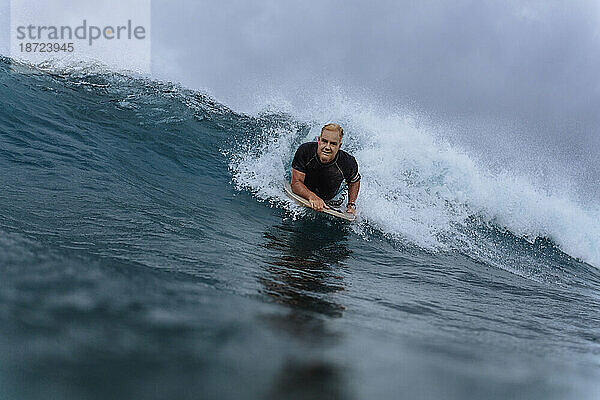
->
[284,181,356,222]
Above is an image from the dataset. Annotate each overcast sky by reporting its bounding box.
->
[2,1,599,198]
[151,1,599,124]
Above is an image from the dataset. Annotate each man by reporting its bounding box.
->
[290,123,361,215]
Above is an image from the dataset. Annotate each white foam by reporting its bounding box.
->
[228,123,302,214]
[229,93,600,268]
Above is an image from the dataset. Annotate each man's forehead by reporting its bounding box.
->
[321,129,342,141]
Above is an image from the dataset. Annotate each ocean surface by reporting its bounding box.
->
[1,56,600,400]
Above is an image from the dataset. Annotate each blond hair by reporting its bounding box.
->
[321,123,344,139]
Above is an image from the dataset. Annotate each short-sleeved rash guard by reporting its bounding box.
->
[291,142,360,201]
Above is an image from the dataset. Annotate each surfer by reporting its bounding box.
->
[290,123,361,215]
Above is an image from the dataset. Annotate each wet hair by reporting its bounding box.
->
[321,123,344,139]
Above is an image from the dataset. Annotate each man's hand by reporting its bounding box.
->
[346,204,356,215]
[308,194,329,211]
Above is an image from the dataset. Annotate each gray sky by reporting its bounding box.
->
[152,1,599,124]
[0,2,7,54]
[1,1,599,199]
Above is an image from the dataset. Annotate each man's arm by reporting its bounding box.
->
[346,179,360,215]
[290,168,329,211]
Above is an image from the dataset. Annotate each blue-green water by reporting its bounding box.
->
[1,56,600,399]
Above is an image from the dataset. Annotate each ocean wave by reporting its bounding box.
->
[229,94,600,270]
[1,56,598,273]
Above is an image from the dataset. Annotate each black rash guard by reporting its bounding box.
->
[291,142,361,201]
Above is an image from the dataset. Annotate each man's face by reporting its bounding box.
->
[317,129,342,163]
